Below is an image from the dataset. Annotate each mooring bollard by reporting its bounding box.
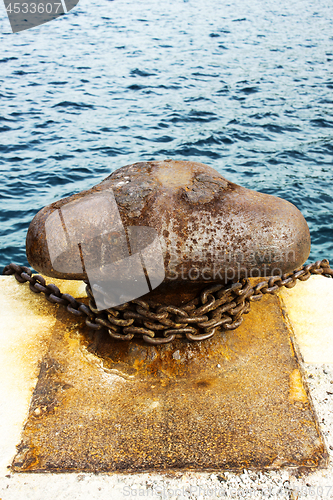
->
[26,159,311,283]
[18,159,333,344]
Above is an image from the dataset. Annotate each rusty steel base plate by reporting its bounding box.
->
[12,293,327,473]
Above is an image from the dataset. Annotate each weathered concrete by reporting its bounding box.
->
[0,274,332,499]
[280,275,333,363]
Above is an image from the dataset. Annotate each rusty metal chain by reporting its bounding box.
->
[3,260,333,344]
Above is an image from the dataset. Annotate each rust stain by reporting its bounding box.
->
[156,161,193,188]
[289,369,308,404]
[11,292,327,473]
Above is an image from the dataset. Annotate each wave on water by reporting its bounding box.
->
[0,0,332,269]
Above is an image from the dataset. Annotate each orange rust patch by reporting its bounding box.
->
[12,294,327,473]
[289,369,308,404]
[156,162,194,188]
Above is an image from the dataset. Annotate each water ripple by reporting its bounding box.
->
[0,0,332,268]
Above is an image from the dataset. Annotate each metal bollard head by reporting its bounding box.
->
[26,160,310,306]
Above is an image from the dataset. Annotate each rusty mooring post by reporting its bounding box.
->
[27,159,310,290]
[26,160,310,338]
[17,160,327,473]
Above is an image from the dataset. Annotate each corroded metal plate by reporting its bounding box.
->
[12,293,327,473]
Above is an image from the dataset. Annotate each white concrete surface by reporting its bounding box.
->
[0,274,333,499]
[280,275,333,363]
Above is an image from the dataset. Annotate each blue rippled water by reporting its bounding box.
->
[0,0,332,270]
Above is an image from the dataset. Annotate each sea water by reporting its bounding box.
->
[0,0,332,269]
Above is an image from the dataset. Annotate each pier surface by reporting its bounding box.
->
[0,275,332,499]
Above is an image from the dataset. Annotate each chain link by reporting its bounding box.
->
[3,260,333,344]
